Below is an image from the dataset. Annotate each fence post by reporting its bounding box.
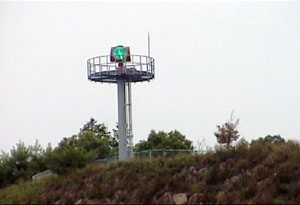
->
[149,150,152,160]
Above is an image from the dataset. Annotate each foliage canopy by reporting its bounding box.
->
[135,130,193,152]
[215,113,240,148]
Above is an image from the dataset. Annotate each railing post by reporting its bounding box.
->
[140,56,142,71]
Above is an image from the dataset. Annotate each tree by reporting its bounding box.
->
[56,118,118,158]
[78,131,111,159]
[215,112,240,148]
[49,144,96,174]
[79,118,118,156]
[135,130,193,152]
[27,141,52,176]
[251,135,285,145]
[50,118,118,173]
[0,140,49,188]
[0,151,14,188]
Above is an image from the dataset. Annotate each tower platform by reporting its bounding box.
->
[87,55,155,83]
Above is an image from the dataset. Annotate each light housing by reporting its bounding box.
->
[110,46,131,62]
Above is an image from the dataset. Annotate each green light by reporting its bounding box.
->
[113,46,128,62]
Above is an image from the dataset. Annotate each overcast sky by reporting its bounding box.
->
[1,1,300,153]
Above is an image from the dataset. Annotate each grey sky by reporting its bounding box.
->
[1,2,300,153]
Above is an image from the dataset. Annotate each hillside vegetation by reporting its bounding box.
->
[0,118,194,189]
[1,138,300,204]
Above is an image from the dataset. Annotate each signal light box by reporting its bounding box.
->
[110,46,131,62]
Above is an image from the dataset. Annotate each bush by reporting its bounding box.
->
[215,113,240,149]
[0,140,50,188]
[135,130,193,152]
[49,146,96,174]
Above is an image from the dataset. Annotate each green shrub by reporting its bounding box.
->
[0,140,51,188]
[49,146,96,174]
[135,130,194,152]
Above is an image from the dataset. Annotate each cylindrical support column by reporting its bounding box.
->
[127,82,134,159]
[117,79,128,160]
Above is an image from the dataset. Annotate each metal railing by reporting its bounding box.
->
[87,55,155,83]
[95,149,200,163]
[134,149,195,160]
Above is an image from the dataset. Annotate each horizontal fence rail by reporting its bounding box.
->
[32,149,205,179]
[95,149,205,163]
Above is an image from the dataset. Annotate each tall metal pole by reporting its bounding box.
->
[117,78,128,160]
[127,81,134,159]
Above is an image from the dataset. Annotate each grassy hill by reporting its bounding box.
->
[1,140,300,204]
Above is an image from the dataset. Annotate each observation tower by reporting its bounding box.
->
[87,45,155,160]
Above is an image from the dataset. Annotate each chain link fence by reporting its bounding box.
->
[33,149,203,179]
[95,149,204,163]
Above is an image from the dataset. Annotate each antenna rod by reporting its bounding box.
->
[148,32,150,57]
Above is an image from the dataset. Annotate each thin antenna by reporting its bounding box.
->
[148,32,150,57]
